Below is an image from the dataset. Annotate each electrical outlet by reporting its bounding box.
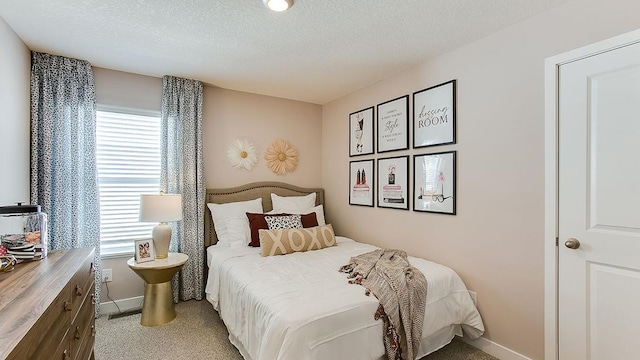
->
[468,290,477,306]
[102,268,113,283]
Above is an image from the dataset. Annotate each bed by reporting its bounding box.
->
[204,182,484,360]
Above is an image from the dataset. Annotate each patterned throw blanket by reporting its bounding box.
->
[340,249,427,360]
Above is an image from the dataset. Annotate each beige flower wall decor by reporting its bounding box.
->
[265,140,298,175]
[227,139,258,170]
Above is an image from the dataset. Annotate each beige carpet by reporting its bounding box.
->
[95,300,498,360]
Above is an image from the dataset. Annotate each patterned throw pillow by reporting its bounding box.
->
[259,224,336,256]
[246,213,318,247]
[264,214,303,230]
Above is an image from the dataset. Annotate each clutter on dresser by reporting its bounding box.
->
[0,203,48,263]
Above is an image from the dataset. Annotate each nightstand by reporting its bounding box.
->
[127,252,188,326]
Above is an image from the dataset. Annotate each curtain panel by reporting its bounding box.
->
[30,51,101,314]
[161,75,205,302]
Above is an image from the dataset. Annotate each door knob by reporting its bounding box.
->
[565,238,581,249]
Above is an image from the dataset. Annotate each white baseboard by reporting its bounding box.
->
[99,296,143,315]
[462,335,533,360]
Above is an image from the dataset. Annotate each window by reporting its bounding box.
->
[96,110,161,257]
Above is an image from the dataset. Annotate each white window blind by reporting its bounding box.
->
[96,111,161,257]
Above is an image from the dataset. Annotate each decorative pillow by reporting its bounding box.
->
[207,198,263,247]
[265,214,302,230]
[272,204,326,226]
[246,212,318,247]
[259,224,336,256]
[271,193,316,211]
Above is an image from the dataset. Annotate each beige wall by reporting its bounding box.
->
[94,67,163,114]
[321,0,640,358]
[203,86,322,189]
[94,70,323,305]
[0,16,30,205]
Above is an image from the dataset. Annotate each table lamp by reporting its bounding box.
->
[139,193,182,259]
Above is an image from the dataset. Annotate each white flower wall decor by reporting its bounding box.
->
[227,139,258,170]
[265,140,298,175]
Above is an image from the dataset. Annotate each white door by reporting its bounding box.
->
[558,40,640,359]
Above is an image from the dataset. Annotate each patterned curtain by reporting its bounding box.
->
[161,75,205,302]
[30,52,101,314]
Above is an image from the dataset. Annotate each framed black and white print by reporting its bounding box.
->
[349,159,374,207]
[377,156,409,210]
[413,151,456,214]
[413,80,456,148]
[377,95,409,153]
[349,107,374,156]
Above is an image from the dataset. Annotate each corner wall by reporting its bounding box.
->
[94,69,323,307]
[0,16,30,205]
[321,0,640,358]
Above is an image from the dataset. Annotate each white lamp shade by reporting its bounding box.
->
[139,194,182,223]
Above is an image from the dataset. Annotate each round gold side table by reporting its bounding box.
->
[127,253,188,326]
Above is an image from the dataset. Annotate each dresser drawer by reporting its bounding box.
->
[7,283,73,359]
[76,316,96,360]
[70,283,95,359]
[70,254,94,322]
[53,328,72,360]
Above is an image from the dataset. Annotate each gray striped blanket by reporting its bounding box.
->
[340,249,427,360]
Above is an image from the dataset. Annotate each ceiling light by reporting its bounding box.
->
[263,0,293,12]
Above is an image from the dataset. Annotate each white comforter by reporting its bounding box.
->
[205,237,484,360]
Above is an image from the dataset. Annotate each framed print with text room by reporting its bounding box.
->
[413,80,456,148]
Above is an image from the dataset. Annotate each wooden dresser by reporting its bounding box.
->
[0,247,96,360]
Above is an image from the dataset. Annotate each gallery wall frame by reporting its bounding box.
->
[349,159,375,207]
[377,155,409,210]
[377,95,409,153]
[413,151,456,215]
[349,107,375,156]
[413,80,456,148]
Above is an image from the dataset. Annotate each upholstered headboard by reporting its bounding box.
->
[204,182,325,247]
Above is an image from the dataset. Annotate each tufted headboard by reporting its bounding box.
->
[204,182,325,247]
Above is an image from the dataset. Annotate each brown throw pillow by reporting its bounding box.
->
[246,212,318,247]
[259,224,336,256]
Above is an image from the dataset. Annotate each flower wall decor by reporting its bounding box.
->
[227,139,258,170]
[265,140,298,175]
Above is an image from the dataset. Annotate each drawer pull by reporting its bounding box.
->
[75,284,83,296]
[91,294,95,305]
[90,261,94,273]
[91,325,96,337]
[64,301,72,311]
[74,326,81,339]
[63,349,70,360]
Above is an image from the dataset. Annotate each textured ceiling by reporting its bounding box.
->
[0,0,568,104]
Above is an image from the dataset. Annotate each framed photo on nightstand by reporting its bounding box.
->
[134,239,155,263]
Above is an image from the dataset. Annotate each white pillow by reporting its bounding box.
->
[271,193,316,211]
[207,198,263,247]
[271,204,326,226]
[226,217,250,248]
